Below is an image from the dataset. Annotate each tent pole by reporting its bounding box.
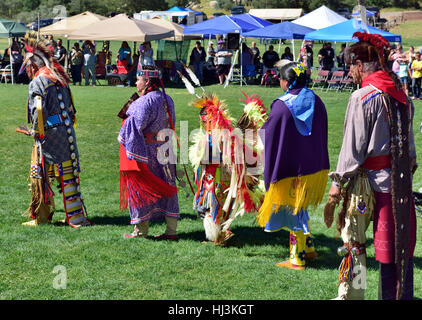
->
[9,37,14,84]
[292,38,295,61]
[240,36,243,87]
[66,38,70,73]
[173,35,179,62]
[334,41,338,69]
[278,38,281,54]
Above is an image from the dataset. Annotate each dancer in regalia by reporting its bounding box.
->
[189,93,266,245]
[19,31,91,228]
[118,65,179,240]
[325,32,417,300]
[257,60,330,270]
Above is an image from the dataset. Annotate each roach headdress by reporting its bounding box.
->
[20,31,70,86]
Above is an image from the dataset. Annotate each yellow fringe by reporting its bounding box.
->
[256,169,329,227]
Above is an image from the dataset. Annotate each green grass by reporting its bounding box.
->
[1,80,422,300]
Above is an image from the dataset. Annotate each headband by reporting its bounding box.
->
[136,69,161,78]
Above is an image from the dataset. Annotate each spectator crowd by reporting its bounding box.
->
[1,35,421,97]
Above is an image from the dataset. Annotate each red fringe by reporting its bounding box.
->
[119,162,178,210]
[242,189,255,213]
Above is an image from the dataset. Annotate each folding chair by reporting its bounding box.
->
[339,71,355,92]
[311,69,329,90]
[326,70,345,92]
[0,64,12,83]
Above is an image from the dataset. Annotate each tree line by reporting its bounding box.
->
[0,0,419,24]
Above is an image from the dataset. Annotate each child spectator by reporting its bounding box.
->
[411,51,422,99]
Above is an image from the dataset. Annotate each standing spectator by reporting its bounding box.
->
[408,46,415,95]
[318,42,335,71]
[127,53,139,87]
[189,41,206,83]
[139,41,154,67]
[47,34,56,47]
[337,43,347,70]
[281,46,293,61]
[250,41,261,70]
[261,45,280,85]
[207,41,216,66]
[9,41,23,83]
[398,55,410,96]
[389,44,404,77]
[82,40,96,86]
[217,38,224,51]
[408,46,415,66]
[411,51,422,99]
[70,42,83,86]
[54,39,67,67]
[239,42,252,69]
[118,41,132,65]
[215,41,233,85]
[305,44,313,68]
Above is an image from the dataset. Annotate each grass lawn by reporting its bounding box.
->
[0,81,421,300]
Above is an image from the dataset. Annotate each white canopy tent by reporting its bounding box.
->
[248,8,303,21]
[291,5,347,30]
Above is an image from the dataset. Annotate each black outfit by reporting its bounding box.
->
[262,50,280,69]
[337,50,346,70]
[55,46,67,66]
[189,47,206,65]
[318,47,335,70]
[251,47,260,68]
[281,52,293,61]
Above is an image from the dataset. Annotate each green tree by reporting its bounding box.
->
[22,0,41,11]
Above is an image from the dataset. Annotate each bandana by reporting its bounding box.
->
[361,70,407,105]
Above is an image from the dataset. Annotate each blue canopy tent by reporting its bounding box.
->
[243,21,315,60]
[304,19,401,43]
[232,13,273,29]
[185,8,203,16]
[184,15,264,87]
[243,21,314,39]
[183,15,259,36]
[167,6,187,13]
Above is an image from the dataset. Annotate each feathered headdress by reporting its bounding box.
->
[190,94,233,132]
[20,31,70,86]
[236,91,268,131]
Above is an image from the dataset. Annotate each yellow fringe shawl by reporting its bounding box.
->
[256,169,329,227]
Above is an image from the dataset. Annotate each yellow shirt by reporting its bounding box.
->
[411,59,422,78]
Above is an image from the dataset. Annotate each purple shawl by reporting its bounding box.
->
[260,87,330,191]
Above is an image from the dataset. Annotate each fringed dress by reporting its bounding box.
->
[118,90,179,224]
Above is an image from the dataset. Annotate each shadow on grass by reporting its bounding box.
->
[88,212,198,226]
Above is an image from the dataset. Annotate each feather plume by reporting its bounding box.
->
[177,70,199,97]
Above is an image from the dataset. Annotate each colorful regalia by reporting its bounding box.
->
[327,32,417,300]
[118,66,179,239]
[19,32,90,228]
[257,65,329,269]
[189,94,266,245]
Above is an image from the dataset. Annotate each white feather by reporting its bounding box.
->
[177,70,197,96]
[185,65,201,87]
[203,214,221,242]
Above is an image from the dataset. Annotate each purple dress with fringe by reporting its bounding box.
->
[118,90,179,224]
